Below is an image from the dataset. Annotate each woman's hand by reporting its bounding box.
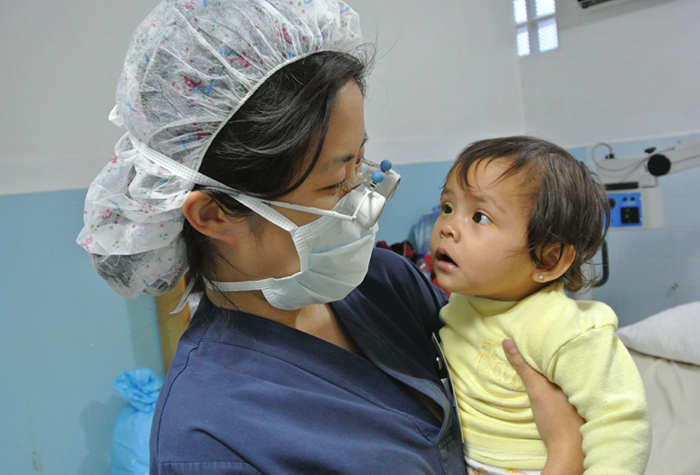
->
[502,339,585,475]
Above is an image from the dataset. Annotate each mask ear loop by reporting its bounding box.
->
[171,278,197,315]
[133,137,396,229]
[132,136,350,225]
[130,136,229,189]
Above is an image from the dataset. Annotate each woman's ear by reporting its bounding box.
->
[531,243,576,284]
[182,191,238,244]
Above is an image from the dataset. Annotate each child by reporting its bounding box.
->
[431,136,650,474]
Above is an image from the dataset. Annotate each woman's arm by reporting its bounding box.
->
[502,339,585,475]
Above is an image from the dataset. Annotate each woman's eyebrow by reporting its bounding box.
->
[326,134,369,168]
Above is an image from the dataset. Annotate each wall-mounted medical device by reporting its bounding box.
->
[605,188,664,229]
[594,137,700,230]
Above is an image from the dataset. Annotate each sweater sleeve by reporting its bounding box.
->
[547,326,651,474]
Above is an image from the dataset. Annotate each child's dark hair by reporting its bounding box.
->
[449,136,610,293]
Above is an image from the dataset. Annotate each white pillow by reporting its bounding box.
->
[617,302,700,366]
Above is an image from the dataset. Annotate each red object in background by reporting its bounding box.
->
[376,240,390,250]
[376,240,416,262]
[376,241,450,296]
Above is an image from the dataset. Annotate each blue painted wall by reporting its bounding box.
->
[376,160,453,246]
[0,189,163,475]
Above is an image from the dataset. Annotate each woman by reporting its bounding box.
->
[78,1,585,473]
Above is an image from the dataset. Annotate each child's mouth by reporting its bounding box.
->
[435,248,458,270]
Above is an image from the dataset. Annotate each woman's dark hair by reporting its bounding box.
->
[183,50,371,292]
[448,136,610,293]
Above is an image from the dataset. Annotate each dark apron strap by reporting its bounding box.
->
[431,332,464,446]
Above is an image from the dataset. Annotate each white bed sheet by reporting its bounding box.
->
[630,349,700,474]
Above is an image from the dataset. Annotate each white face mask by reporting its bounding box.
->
[206,193,379,310]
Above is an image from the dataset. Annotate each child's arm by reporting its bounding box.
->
[547,327,651,474]
[503,339,585,475]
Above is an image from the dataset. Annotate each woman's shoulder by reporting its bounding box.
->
[359,248,447,313]
[366,248,443,292]
[334,248,447,341]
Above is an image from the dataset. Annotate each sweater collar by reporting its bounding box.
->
[450,283,564,317]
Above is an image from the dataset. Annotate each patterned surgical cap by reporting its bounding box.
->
[77,0,362,297]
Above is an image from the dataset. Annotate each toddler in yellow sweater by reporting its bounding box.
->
[430,136,650,474]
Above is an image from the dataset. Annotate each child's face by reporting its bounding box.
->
[430,158,542,301]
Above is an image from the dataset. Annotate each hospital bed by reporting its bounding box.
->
[617,301,700,474]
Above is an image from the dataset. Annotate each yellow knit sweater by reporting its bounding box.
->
[439,284,650,473]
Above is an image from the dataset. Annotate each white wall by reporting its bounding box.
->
[521,0,700,146]
[0,0,527,196]
[2,0,698,192]
[349,0,526,164]
[0,1,158,196]
[354,0,700,159]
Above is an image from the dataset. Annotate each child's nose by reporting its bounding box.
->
[439,223,460,241]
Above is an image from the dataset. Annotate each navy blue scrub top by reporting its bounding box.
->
[150,248,466,474]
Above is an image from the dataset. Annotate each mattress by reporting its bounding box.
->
[630,349,700,474]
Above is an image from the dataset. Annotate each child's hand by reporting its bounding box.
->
[502,338,585,475]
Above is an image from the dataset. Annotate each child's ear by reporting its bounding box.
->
[531,243,576,284]
[182,191,238,244]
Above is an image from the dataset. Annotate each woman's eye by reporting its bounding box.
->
[355,156,363,172]
[473,212,493,225]
[439,202,453,216]
[327,181,344,190]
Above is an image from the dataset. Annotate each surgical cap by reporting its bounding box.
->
[77,0,363,298]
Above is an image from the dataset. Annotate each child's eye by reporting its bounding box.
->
[473,212,493,225]
[439,202,453,216]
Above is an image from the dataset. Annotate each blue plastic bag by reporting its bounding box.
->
[111,368,163,475]
[408,205,441,255]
